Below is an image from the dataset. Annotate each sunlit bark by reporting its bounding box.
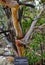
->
[11,5,23,38]
[0,0,24,57]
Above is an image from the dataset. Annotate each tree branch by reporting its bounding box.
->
[21,8,44,44]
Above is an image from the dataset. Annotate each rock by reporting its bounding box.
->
[7,45,11,48]
[4,48,9,52]
[4,51,11,55]
[0,57,14,65]
[0,56,3,65]
[0,48,4,54]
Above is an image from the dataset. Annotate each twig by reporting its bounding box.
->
[0,30,11,34]
[25,45,41,57]
[34,23,45,29]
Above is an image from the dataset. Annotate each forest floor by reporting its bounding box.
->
[0,37,14,65]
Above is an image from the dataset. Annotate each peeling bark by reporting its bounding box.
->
[11,5,23,38]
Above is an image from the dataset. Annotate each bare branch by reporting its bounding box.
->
[21,8,44,44]
[34,23,45,29]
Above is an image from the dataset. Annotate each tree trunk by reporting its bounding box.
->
[11,5,23,38]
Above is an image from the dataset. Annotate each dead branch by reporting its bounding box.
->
[21,8,44,44]
[34,23,45,29]
[17,23,45,45]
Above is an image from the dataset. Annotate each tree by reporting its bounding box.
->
[0,0,45,63]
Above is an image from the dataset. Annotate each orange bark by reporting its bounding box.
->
[0,0,18,8]
[11,5,24,57]
[11,5,23,38]
[16,40,25,57]
[0,0,25,57]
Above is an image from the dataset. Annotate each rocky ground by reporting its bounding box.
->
[0,37,15,65]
